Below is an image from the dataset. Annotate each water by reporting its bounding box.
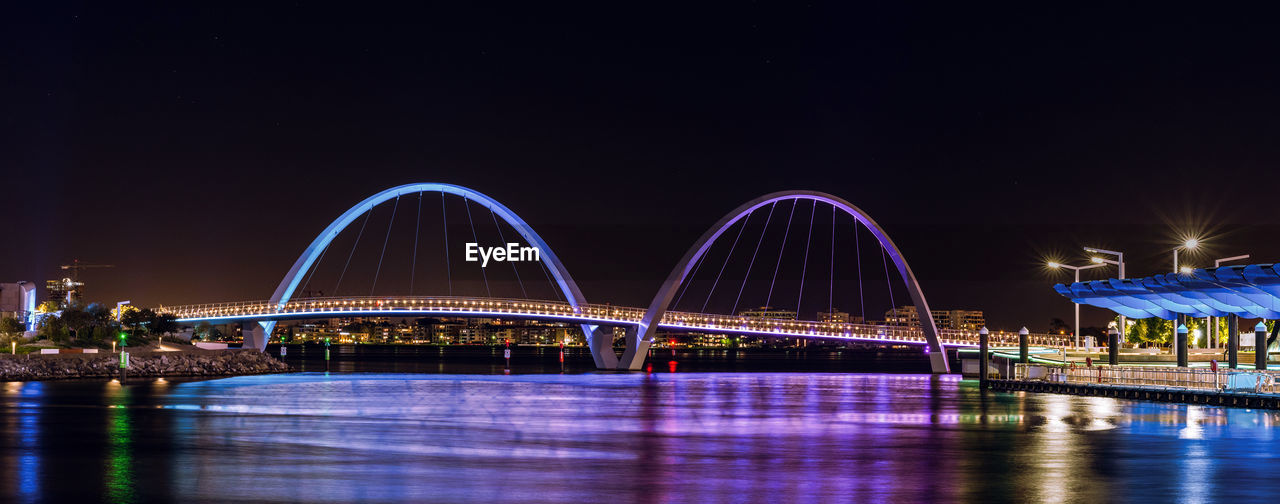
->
[4,370,1280,503]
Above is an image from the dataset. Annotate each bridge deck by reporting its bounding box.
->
[160,296,1070,347]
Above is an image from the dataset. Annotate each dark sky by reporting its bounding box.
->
[5,3,1280,331]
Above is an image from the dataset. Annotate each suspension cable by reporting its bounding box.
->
[673,250,707,310]
[855,219,865,323]
[535,254,564,302]
[463,196,491,297]
[794,199,817,316]
[441,192,452,296]
[333,207,372,294]
[829,205,835,316]
[409,192,422,295]
[731,202,777,316]
[490,208,527,298]
[702,211,753,313]
[299,241,329,298]
[764,199,798,309]
[369,195,400,295]
[881,245,896,325]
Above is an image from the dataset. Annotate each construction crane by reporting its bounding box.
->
[60,259,115,282]
[47,260,115,306]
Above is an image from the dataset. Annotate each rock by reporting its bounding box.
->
[0,349,291,381]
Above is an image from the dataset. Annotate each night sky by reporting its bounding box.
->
[5,4,1280,331]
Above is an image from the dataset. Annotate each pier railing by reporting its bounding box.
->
[1012,363,1280,394]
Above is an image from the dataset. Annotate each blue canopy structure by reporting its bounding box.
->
[1054,264,1280,320]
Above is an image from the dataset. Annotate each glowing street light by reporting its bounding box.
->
[1048,260,1108,348]
[1084,247,1126,345]
[1172,237,1201,274]
[1084,247,1125,279]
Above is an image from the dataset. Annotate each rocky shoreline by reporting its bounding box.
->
[0,349,290,381]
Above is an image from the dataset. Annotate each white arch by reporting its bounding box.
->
[619,190,949,372]
[247,183,618,368]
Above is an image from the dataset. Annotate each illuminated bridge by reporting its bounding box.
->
[162,295,1065,349]
[165,182,1071,372]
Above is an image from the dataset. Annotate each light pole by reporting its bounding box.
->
[1170,239,1200,349]
[1172,238,1200,274]
[1085,247,1126,345]
[1048,261,1108,348]
[1085,247,1125,279]
[1208,254,1251,348]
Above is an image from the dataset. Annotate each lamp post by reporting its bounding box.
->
[1048,261,1107,348]
[1084,247,1125,279]
[1172,238,1200,274]
[1209,254,1251,349]
[1169,239,1201,347]
[1085,247,1126,345]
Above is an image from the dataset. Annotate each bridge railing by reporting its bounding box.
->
[1012,363,1280,394]
[158,296,1073,346]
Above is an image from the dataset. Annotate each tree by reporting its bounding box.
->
[60,306,94,340]
[194,321,213,341]
[37,315,69,343]
[0,317,24,336]
[1126,317,1173,346]
[86,303,113,325]
[92,325,119,345]
[0,317,25,347]
[147,312,179,336]
[121,308,154,340]
[1048,318,1071,335]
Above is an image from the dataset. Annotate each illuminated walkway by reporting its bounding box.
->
[161,295,1071,348]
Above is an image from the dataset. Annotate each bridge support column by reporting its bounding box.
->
[241,321,272,352]
[587,326,620,370]
[928,350,949,375]
[1256,321,1268,370]
[1228,314,1239,369]
[616,326,651,371]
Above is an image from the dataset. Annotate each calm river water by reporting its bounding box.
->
[4,363,1280,502]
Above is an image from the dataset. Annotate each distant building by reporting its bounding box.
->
[0,282,37,330]
[738,306,798,320]
[46,278,81,308]
[817,310,864,324]
[885,306,985,331]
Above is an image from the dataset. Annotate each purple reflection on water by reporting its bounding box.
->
[4,373,1280,501]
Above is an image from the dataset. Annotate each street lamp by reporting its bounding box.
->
[1172,238,1200,274]
[1215,255,1251,268]
[1207,254,1251,349]
[1085,247,1126,344]
[1169,238,1201,349]
[1048,260,1108,348]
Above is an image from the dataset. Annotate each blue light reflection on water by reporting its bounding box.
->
[5,373,1280,502]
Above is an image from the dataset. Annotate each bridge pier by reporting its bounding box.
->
[241,321,272,352]
[615,326,650,370]
[587,325,620,369]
